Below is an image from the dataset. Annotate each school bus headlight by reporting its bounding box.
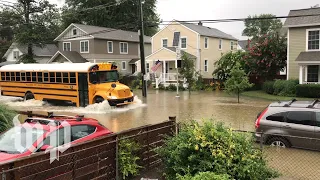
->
[107,96,118,99]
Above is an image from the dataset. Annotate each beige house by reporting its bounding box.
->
[285,7,320,84]
[146,20,237,86]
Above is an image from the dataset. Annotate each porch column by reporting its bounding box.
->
[304,66,308,82]
[163,60,166,83]
[299,65,303,84]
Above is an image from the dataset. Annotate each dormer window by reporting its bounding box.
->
[72,29,77,36]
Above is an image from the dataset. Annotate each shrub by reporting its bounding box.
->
[167,84,177,91]
[177,172,231,180]
[158,84,165,90]
[296,84,320,98]
[273,79,299,96]
[156,121,279,180]
[119,139,142,179]
[262,81,275,94]
[0,104,17,133]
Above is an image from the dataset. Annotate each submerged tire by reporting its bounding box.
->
[94,96,104,104]
[24,92,35,101]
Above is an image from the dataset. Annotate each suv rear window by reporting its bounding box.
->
[286,111,314,126]
[266,112,286,122]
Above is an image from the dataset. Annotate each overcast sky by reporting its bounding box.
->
[49,0,320,40]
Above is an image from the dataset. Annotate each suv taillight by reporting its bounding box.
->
[255,108,268,129]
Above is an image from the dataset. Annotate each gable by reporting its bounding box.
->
[55,24,92,41]
[146,48,177,61]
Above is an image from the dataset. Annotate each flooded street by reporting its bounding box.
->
[0,90,270,132]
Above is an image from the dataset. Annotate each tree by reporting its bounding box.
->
[225,63,253,103]
[179,53,196,93]
[244,33,287,80]
[242,14,283,42]
[0,104,17,133]
[213,50,248,82]
[10,0,61,63]
[62,0,160,36]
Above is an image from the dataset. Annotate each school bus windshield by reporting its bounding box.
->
[91,71,119,84]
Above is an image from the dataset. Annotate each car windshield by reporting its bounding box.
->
[0,126,45,154]
[90,71,119,84]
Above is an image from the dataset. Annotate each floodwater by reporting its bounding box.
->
[0,90,270,132]
[1,90,319,179]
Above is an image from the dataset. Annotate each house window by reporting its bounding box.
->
[307,65,319,82]
[204,60,208,72]
[120,42,128,54]
[180,37,187,49]
[219,39,222,50]
[72,29,77,36]
[121,61,126,70]
[80,40,89,53]
[162,39,168,47]
[107,41,113,53]
[63,42,71,51]
[204,37,209,49]
[13,51,19,59]
[231,41,234,50]
[146,63,150,73]
[308,30,320,50]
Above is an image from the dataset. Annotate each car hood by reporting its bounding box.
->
[0,152,22,163]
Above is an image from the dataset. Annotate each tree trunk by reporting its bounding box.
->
[237,88,240,103]
[24,0,33,58]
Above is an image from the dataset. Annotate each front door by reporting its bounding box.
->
[131,64,136,74]
[78,73,89,107]
[165,62,169,73]
[282,111,316,149]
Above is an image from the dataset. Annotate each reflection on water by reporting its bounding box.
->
[0,90,271,132]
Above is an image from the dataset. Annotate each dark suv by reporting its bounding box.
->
[255,99,320,150]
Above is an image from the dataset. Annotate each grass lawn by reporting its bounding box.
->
[242,90,313,101]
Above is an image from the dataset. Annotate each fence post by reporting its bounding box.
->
[169,116,177,135]
[260,133,264,151]
[116,136,119,180]
[1,168,5,180]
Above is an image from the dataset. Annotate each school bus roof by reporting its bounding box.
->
[0,63,105,72]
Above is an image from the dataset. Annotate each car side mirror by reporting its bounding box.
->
[40,145,53,151]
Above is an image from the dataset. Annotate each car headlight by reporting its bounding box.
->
[107,96,117,99]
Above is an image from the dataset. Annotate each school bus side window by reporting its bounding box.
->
[5,72,9,81]
[70,73,76,84]
[44,73,48,82]
[32,72,36,82]
[26,72,31,82]
[37,72,42,82]
[49,72,55,83]
[1,72,5,81]
[63,73,69,83]
[16,72,20,81]
[56,72,62,83]
[21,72,26,81]
[10,72,15,81]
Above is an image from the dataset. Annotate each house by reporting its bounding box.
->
[284,7,320,84]
[146,20,238,86]
[51,23,152,75]
[2,43,58,65]
[238,40,250,51]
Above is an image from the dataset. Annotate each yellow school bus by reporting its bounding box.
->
[0,63,134,107]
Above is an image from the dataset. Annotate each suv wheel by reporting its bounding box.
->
[267,137,290,148]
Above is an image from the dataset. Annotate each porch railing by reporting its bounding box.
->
[163,73,178,81]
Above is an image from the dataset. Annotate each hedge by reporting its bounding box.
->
[262,79,299,96]
[262,81,275,94]
[296,84,320,98]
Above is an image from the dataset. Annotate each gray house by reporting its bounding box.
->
[50,23,152,75]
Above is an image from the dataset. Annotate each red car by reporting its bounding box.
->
[0,114,112,163]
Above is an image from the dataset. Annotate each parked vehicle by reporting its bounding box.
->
[0,113,112,163]
[255,99,320,150]
[0,63,134,107]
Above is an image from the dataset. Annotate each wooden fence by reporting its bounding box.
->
[0,116,177,180]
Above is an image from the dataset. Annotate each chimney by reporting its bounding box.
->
[198,21,203,26]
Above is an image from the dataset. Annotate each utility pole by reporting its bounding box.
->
[138,0,147,97]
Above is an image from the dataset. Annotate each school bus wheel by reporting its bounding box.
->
[94,96,104,104]
[24,92,34,101]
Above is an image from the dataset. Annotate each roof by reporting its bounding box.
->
[238,40,249,50]
[129,59,139,64]
[48,51,89,63]
[0,63,99,72]
[295,51,320,62]
[182,23,238,40]
[56,23,151,43]
[0,61,16,67]
[284,7,320,27]
[3,43,58,58]
[164,47,197,59]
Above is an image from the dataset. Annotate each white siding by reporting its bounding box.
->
[6,48,23,62]
[62,26,89,40]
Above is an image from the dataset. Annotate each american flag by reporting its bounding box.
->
[151,60,162,72]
